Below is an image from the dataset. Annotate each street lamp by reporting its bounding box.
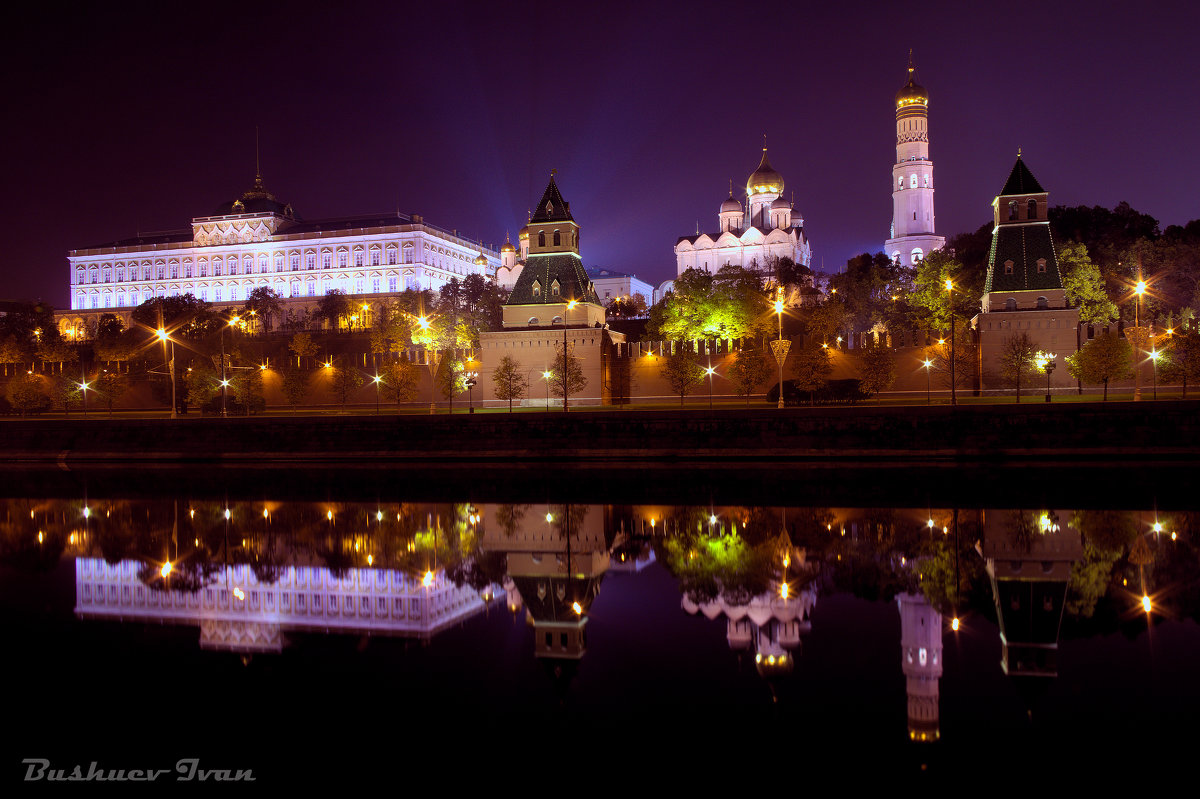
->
[556,299,579,413]
[922,358,932,404]
[945,279,956,406]
[705,365,716,411]
[774,292,785,409]
[1150,349,1159,400]
[1038,352,1056,403]
[542,370,552,408]
[465,369,479,413]
[1133,279,1146,401]
[156,327,176,419]
[221,314,239,417]
[79,378,89,418]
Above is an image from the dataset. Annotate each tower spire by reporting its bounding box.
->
[255,126,262,188]
[908,48,914,75]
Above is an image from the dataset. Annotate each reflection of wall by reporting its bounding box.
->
[898,592,942,742]
[74,558,493,651]
[682,586,816,675]
[983,509,1083,677]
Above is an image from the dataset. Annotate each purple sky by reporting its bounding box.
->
[4,1,1198,307]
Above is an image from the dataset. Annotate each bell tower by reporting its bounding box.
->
[885,53,945,266]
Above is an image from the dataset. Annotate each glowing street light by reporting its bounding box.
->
[372,373,382,415]
[156,327,177,419]
[1142,594,1152,614]
[160,562,172,578]
[542,370,552,408]
[422,570,434,588]
[945,279,956,406]
[774,291,786,409]
[951,617,960,632]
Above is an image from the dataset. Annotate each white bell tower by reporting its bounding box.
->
[885,53,945,266]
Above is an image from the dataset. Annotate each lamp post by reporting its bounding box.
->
[156,327,176,419]
[555,299,578,413]
[1134,280,1146,401]
[542,370,552,408]
[922,358,932,404]
[945,279,956,406]
[221,314,239,417]
[774,292,785,409]
[79,366,89,419]
[1147,347,1156,398]
[705,365,716,411]
[416,315,439,415]
[1042,353,1056,403]
[466,370,478,413]
[372,373,382,415]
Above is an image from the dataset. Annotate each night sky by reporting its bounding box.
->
[4,0,1198,308]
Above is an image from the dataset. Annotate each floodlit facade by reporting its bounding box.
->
[63,171,499,325]
[674,148,813,277]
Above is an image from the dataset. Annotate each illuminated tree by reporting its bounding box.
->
[726,346,772,405]
[314,289,352,330]
[242,286,283,332]
[1161,330,1200,398]
[1066,331,1132,400]
[998,332,1038,402]
[856,346,897,402]
[662,350,705,407]
[791,344,832,405]
[230,366,265,414]
[648,266,771,341]
[1058,242,1118,325]
[549,342,587,408]
[381,356,420,406]
[281,367,308,413]
[0,335,31,377]
[5,374,50,416]
[492,355,528,412]
[95,370,128,417]
[288,332,318,368]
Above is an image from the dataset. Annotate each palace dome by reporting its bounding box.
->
[746,149,784,196]
[896,75,929,108]
[720,195,742,214]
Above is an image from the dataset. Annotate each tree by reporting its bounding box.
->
[281,367,308,413]
[662,350,705,407]
[48,374,82,414]
[606,294,648,318]
[95,370,128,417]
[1066,331,1132,401]
[36,336,78,374]
[369,302,412,358]
[908,250,978,333]
[315,289,352,330]
[288,332,319,367]
[806,300,849,345]
[1058,242,1118,325]
[6,374,50,416]
[381,357,420,406]
[1160,330,1200,398]
[230,366,265,414]
[94,326,139,369]
[0,335,31,376]
[184,358,220,409]
[330,357,364,410]
[549,342,587,410]
[930,330,976,392]
[768,256,813,288]
[791,345,832,405]
[647,266,771,341]
[492,355,528,412]
[131,295,215,340]
[826,252,911,335]
[243,286,283,332]
[998,332,1038,402]
[856,346,897,402]
[726,346,773,405]
[435,356,467,407]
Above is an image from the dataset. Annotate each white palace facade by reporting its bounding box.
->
[64,172,499,328]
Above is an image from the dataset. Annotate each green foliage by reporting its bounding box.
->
[768,256,813,288]
[998,332,1037,401]
[909,250,977,332]
[1160,330,1200,398]
[606,293,648,318]
[95,370,128,416]
[48,374,82,412]
[184,359,220,407]
[491,355,528,411]
[805,299,848,344]
[647,266,770,341]
[131,295,215,339]
[827,252,913,334]
[662,350,705,406]
[726,346,772,404]
[94,327,139,364]
[243,286,283,331]
[1058,242,1118,324]
[36,336,78,368]
[369,302,413,355]
[381,357,420,405]
[1066,332,1132,400]
[0,335,32,371]
[855,346,897,399]
[435,356,467,401]
[230,366,265,412]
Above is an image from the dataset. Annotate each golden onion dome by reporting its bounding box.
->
[746,149,784,196]
[501,240,516,253]
[895,74,928,108]
[474,251,489,266]
[517,225,529,241]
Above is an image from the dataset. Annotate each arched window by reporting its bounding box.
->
[532,280,541,299]
[1008,201,1018,221]
[1037,296,1048,309]
[553,230,561,246]
[910,248,923,264]
[1004,260,1014,275]
[1036,258,1047,273]
[551,279,560,297]
[1005,298,1017,311]
[538,232,546,247]
[1027,199,1037,219]
[910,174,918,188]
[923,174,930,187]
[528,317,539,325]
[898,176,904,189]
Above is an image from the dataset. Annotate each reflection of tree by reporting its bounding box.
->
[494,504,528,538]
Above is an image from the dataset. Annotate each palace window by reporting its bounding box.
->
[290,254,300,270]
[259,255,268,274]
[551,279,560,297]
[215,263,223,276]
[389,277,397,292]
[117,294,125,307]
[1008,201,1018,221]
[77,272,84,284]
[1005,298,1017,311]
[371,250,380,266]
[157,266,165,280]
[553,231,561,246]
[403,244,413,264]
[388,249,397,265]
[184,264,192,278]
[200,289,208,301]
[538,232,546,247]
[306,253,315,270]
[532,280,541,299]
[307,281,316,297]
[910,174,918,188]
[231,287,240,301]
[355,251,364,267]
[372,278,380,293]
[339,252,348,268]
[275,255,284,272]
[214,288,222,302]
[323,253,331,269]
[356,279,364,293]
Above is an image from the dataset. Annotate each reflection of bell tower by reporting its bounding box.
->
[898,592,942,742]
[983,510,1083,679]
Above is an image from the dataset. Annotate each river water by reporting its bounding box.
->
[4,465,1198,784]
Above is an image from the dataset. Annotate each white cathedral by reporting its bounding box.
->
[673,148,813,278]
[885,58,945,265]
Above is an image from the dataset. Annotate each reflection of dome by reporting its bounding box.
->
[720,196,742,214]
[746,149,784,195]
[896,74,929,108]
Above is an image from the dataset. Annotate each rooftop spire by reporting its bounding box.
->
[254,126,263,189]
[908,48,914,75]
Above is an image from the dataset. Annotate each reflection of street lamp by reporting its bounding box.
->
[372,373,382,415]
[945,279,956,406]
[705,365,716,410]
[922,358,932,404]
[79,365,89,418]
[221,314,239,417]
[156,327,176,419]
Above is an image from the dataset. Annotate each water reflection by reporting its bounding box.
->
[4,494,1197,746]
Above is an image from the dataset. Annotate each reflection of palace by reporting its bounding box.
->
[75,559,494,652]
[897,592,942,742]
[983,510,1082,678]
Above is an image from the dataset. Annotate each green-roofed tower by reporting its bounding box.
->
[501,173,605,329]
[973,153,1079,396]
